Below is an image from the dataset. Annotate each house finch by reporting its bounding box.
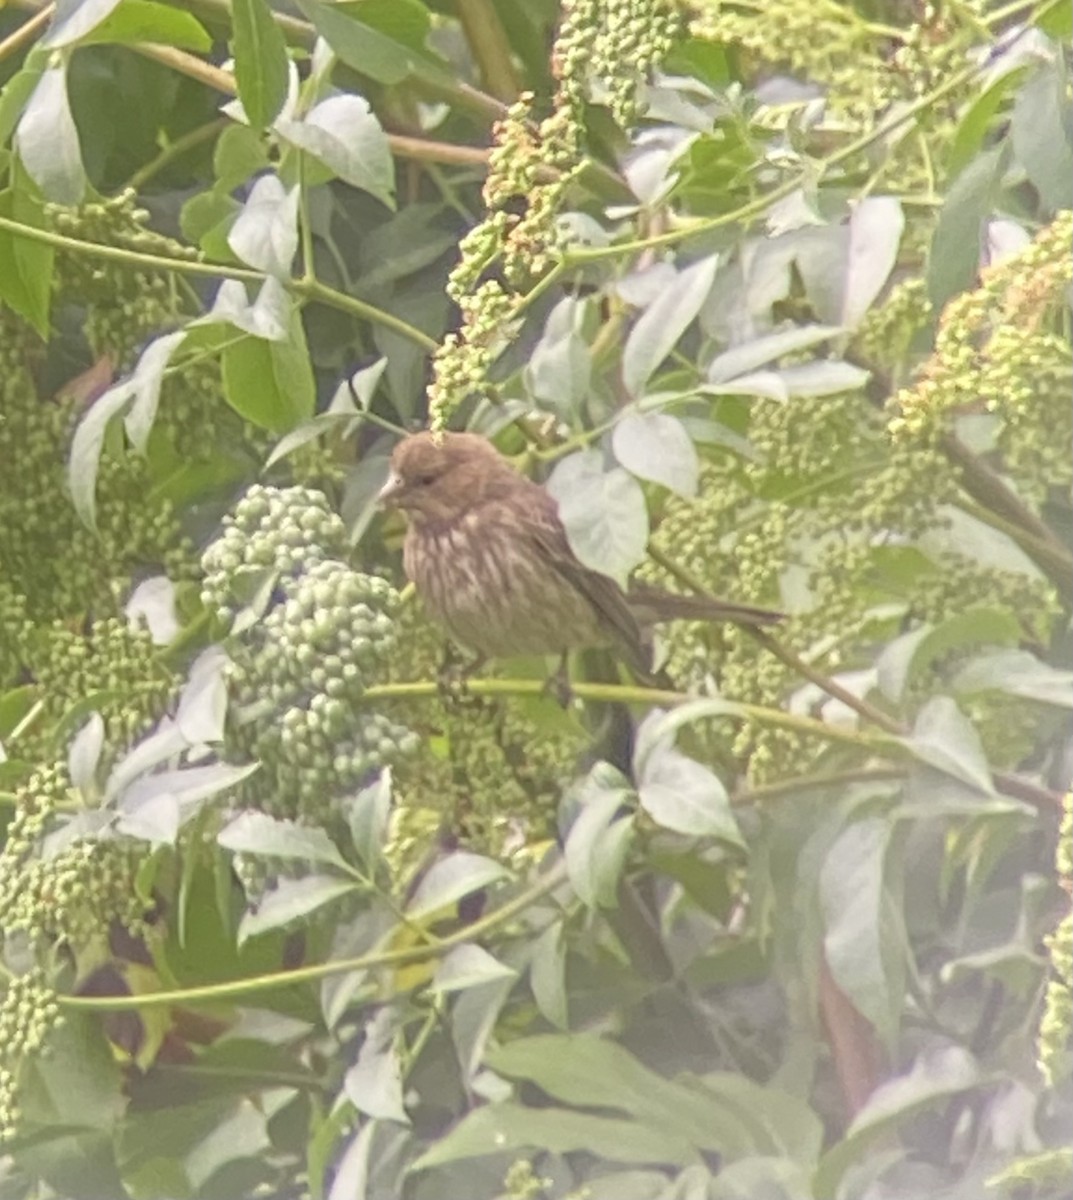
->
[378,431,781,682]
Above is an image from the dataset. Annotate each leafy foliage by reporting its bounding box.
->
[0,0,1069,1198]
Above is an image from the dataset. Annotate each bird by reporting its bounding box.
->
[377,431,781,685]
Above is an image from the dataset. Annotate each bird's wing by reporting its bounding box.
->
[521,485,653,676]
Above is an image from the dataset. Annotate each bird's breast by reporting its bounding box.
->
[403,511,604,658]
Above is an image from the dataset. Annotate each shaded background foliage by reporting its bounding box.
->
[0,0,1070,1197]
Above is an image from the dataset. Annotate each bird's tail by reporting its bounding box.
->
[628,583,783,628]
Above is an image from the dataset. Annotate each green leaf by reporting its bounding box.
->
[636,740,742,844]
[15,64,86,206]
[123,329,189,453]
[563,770,635,908]
[814,1046,981,1199]
[175,647,229,742]
[214,122,271,189]
[546,451,649,588]
[953,648,1073,707]
[345,770,393,871]
[231,0,290,130]
[67,713,104,791]
[344,1008,408,1123]
[218,811,351,871]
[524,296,592,418]
[405,851,510,918]
[411,1102,696,1170]
[0,48,48,148]
[840,196,904,327]
[20,1012,124,1131]
[901,696,994,795]
[927,144,1006,309]
[707,325,844,385]
[622,254,718,395]
[185,1100,271,1190]
[432,944,518,994]
[44,0,125,46]
[277,95,395,208]
[295,0,449,87]
[79,0,212,50]
[820,817,901,1044]
[875,606,1021,704]
[221,312,315,432]
[948,69,1024,176]
[227,173,299,276]
[238,875,359,942]
[1010,62,1073,212]
[0,186,53,335]
[529,922,568,1029]
[68,381,137,530]
[117,762,259,843]
[612,412,699,497]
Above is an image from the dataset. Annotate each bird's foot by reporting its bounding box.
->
[437,647,485,707]
[542,654,574,709]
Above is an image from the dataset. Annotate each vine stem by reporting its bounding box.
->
[59,861,569,1012]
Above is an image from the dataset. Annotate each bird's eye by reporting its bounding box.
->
[414,473,436,487]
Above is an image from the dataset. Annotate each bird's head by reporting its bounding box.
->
[377,431,518,524]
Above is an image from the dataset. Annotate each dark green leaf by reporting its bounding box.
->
[221,312,315,432]
[529,922,568,1029]
[1010,62,1073,211]
[80,0,212,50]
[295,0,449,87]
[0,186,53,335]
[231,0,290,130]
[927,145,1006,308]
[44,0,125,47]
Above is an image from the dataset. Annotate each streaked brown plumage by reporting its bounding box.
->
[378,431,780,680]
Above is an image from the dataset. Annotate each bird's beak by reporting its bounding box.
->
[377,472,404,507]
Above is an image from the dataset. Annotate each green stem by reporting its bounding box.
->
[0,212,437,350]
[564,0,1062,265]
[124,118,228,191]
[58,860,569,1011]
[456,0,521,101]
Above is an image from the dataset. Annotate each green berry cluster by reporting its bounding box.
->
[0,763,147,953]
[201,484,349,622]
[1037,792,1073,1089]
[202,485,416,822]
[430,0,678,427]
[26,617,176,752]
[386,608,586,862]
[0,311,193,626]
[0,968,63,1143]
[48,190,197,363]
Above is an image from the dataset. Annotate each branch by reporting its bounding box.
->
[60,860,569,1011]
[0,212,438,351]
